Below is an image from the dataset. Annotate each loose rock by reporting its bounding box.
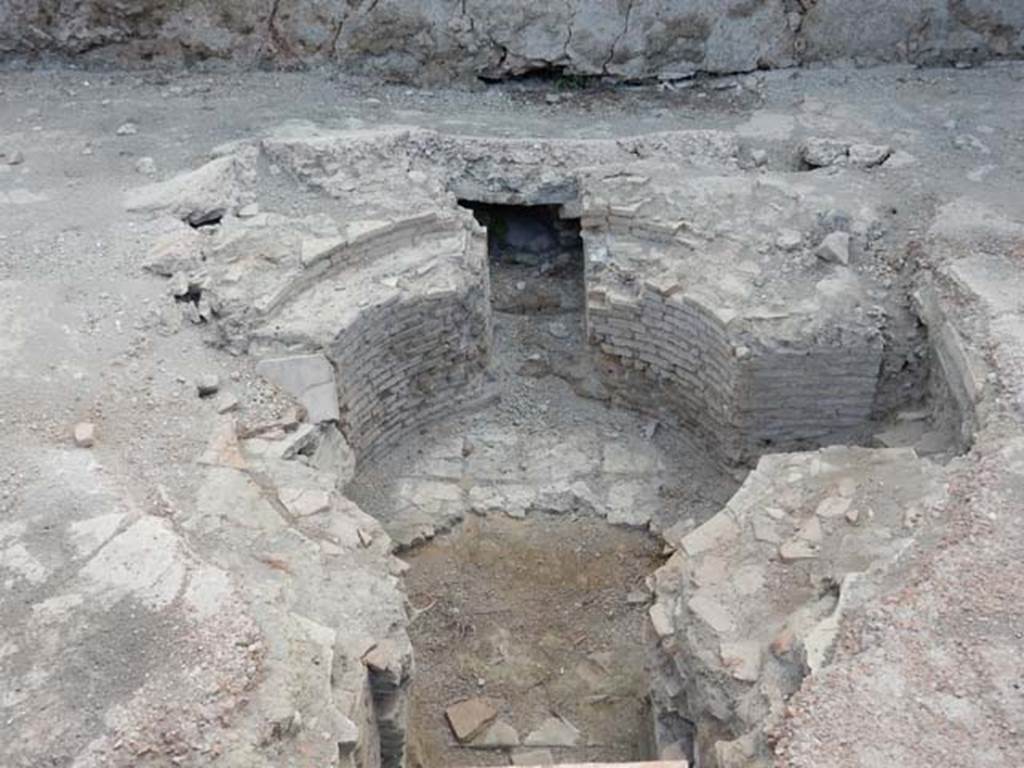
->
[134,156,157,176]
[445,698,497,742]
[815,495,852,519]
[816,231,851,265]
[524,716,579,747]
[775,229,803,251]
[168,271,190,297]
[800,137,849,168]
[547,321,570,339]
[649,602,674,638]
[73,422,96,448]
[197,374,220,397]
[848,143,892,168]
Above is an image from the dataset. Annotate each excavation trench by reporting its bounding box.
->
[346,201,741,766]
[114,134,977,768]
[340,199,965,768]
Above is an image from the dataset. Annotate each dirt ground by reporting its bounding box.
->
[2,61,1024,768]
[403,514,663,768]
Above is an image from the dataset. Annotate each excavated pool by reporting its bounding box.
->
[343,200,959,767]
[346,213,742,764]
[6,44,1023,768]
[110,125,980,768]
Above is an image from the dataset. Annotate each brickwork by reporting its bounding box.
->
[331,287,492,459]
[586,271,882,464]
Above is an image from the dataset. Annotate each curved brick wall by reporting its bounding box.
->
[586,270,882,464]
[241,212,493,464]
[587,279,744,460]
[329,285,492,460]
[733,339,883,453]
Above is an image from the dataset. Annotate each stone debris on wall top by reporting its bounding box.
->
[125,146,258,222]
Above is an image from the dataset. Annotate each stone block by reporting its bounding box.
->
[311,425,357,486]
[523,716,579,747]
[719,640,762,682]
[257,353,340,423]
[73,422,96,448]
[511,749,554,766]
[649,602,675,639]
[816,231,851,265]
[469,720,520,749]
[848,143,892,168]
[687,594,735,635]
[445,698,497,742]
[278,487,331,517]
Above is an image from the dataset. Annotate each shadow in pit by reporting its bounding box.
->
[459,201,584,315]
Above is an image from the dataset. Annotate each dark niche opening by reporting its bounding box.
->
[458,200,584,316]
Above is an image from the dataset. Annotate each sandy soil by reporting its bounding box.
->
[404,514,662,767]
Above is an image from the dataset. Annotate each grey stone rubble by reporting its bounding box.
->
[648,445,947,765]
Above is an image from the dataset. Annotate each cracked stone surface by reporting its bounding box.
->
[1,62,1023,768]
[2,1,1022,82]
[649,445,948,765]
[256,353,341,423]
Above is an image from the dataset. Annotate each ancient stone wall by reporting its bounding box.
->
[587,281,742,458]
[2,0,1021,81]
[912,280,985,451]
[216,210,495,465]
[732,339,883,452]
[330,286,492,460]
[647,445,947,767]
[586,277,882,464]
